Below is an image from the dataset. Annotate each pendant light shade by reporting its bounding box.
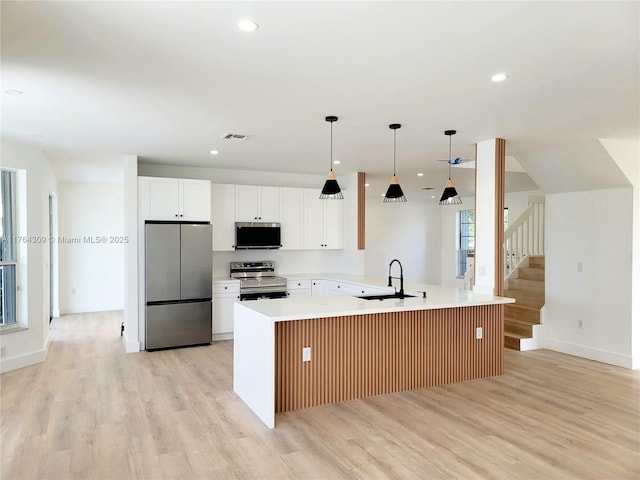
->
[384,123,406,202]
[439,130,462,205]
[320,115,343,200]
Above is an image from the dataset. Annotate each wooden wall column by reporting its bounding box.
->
[357,172,366,250]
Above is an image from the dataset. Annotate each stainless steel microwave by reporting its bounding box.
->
[235,222,282,250]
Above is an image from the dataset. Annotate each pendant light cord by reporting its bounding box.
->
[448,133,452,180]
[330,121,333,172]
[393,129,397,175]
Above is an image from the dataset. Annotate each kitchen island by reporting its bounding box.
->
[233,282,514,428]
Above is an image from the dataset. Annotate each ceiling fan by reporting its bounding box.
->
[436,157,473,165]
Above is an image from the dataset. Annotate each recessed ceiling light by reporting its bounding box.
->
[5,89,23,95]
[333,160,341,165]
[210,150,219,155]
[364,183,370,187]
[417,172,424,177]
[491,73,508,82]
[430,195,436,199]
[238,20,258,32]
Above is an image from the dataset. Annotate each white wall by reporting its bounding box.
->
[543,187,633,367]
[58,182,125,313]
[600,138,640,369]
[504,189,545,224]
[0,141,57,373]
[364,195,441,283]
[138,163,326,189]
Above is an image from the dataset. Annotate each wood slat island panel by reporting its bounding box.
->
[275,305,503,412]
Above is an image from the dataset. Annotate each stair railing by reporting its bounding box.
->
[504,196,545,280]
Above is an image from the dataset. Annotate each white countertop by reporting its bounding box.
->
[235,281,515,322]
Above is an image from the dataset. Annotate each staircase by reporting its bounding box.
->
[504,256,545,350]
[503,196,545,351]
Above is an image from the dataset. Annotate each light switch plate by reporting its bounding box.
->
[475,327,483,340]
[302,346,311,362]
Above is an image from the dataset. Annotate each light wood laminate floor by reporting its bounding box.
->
[1,311,639,479]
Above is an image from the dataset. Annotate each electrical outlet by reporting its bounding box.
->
[578,320,584,329]
[302,346,311,362]
[577,262,583,273]
[71,288,76,295]
[475,327,483,340]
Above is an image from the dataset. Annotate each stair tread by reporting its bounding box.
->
[505,303,540,311]
[505,317,539,325]
[504,332,528,339]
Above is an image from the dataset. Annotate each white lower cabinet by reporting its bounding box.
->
[325,279,392,297]
[213,281,240,340]
[325,280,352,296]
[286,279,312,297]
[311,279,325,296]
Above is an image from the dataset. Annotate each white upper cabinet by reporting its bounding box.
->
[211,184,236,251]
[140,177,211,221]
[180,179,211,221]
[303,188,343,249]
[279,187,304,250]
[235,185,280,222]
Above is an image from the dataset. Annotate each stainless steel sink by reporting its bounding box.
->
[357,293,416,301]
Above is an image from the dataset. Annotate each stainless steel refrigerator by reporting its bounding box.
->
[145,222,212,350]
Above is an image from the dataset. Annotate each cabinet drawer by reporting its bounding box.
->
[213,282,240,294]
[325,280,354,295]
[287,279,312,290]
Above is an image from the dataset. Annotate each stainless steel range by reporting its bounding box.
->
[230,261,288,301]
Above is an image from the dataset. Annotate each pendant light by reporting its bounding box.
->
[439,130,462,205]
[319,115,343,199]
[384,123,406,202]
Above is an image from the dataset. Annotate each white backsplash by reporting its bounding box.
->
[213,249,365,278]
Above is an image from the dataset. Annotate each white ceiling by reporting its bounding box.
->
[1,1,638,197]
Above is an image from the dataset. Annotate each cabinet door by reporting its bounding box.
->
[147,177,180,220]
[311,279,325,296]
[180,179,211,221]
[279,187,304,250]
[213,293,239,335]
[303,189,325,249]
[323,199,343,249]
[235,185,259,221]
[211,184,236,251]
[257,186,280,222]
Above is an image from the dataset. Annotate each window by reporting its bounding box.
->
[1,170,17,326]
[457,209,474,278]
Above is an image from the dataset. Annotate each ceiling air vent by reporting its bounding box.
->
[221,133,254,141]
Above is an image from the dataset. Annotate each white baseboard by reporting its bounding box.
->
[0,341,50,374]
[61,303,124,314]
[543,337,633,369]
[122,335,140,353]
[213,332,233,342]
